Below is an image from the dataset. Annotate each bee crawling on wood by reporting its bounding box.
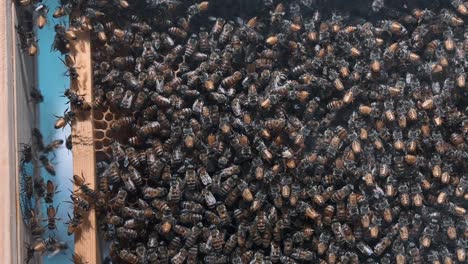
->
[71,253,88,264]
[59,55,79,80]
[66,211,83,235]
[63,88,91,110]
[67,192,91,214]
[72,173,105,207]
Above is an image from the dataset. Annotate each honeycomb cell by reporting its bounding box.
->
[105,130,113,138]
[102,138,111,147]
[95,141,103,150]
[95,130,105,140]
[94,120,108,130]
[105,112,114,121]
[94,111,104,120]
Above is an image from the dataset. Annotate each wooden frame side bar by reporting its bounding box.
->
[0,1,18,263]
[70,30,100,263]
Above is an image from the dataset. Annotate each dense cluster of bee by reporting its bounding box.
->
[27,0,468,263]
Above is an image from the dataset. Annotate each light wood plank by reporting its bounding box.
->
[0,1,18,263]
[69,30,100,264]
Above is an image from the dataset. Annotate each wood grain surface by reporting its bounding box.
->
[70,30,100,264]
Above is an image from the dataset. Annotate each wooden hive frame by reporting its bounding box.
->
[69,30,101,263]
